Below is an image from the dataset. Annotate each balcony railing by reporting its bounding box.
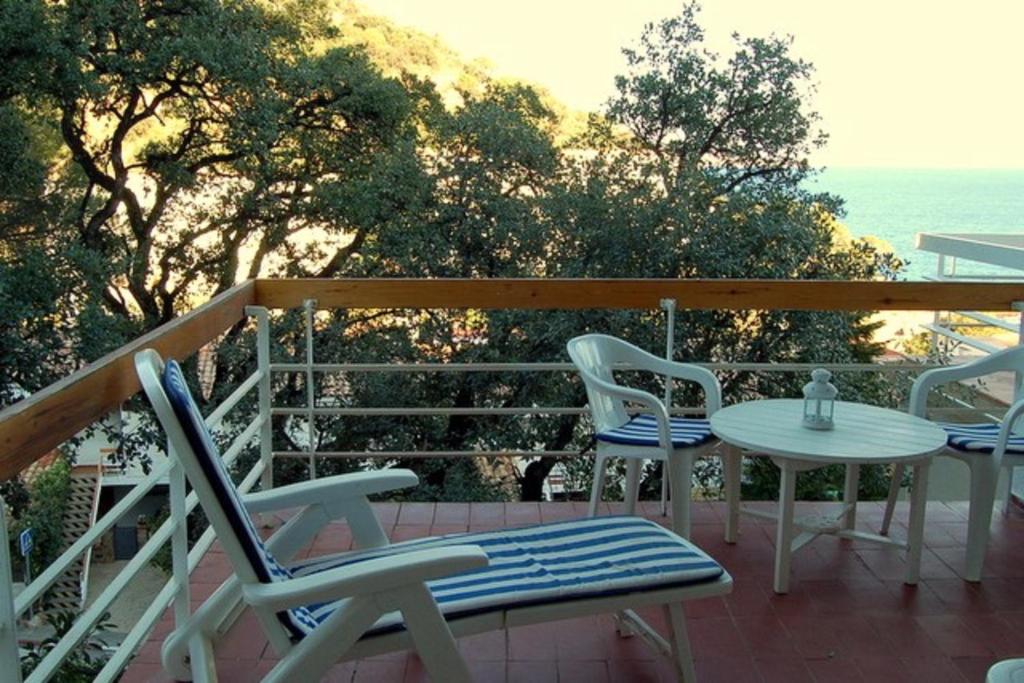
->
[1,277,1023,681]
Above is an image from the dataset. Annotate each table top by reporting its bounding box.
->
[710,399,948,464]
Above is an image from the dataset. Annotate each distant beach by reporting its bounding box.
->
[809,168,1024,281]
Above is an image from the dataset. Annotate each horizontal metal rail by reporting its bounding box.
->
[274,406,594,417]
[271,361,941,374]
[274,450,582,460]
[946,311,1020,333]
[923,323,1002,354]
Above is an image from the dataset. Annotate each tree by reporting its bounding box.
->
[2,0,421,333]
[507,4,901,498]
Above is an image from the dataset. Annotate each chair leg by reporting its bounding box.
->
[1002,467,1015,518]
[667,453,693,539]
[965,458,1000,582]
[881,463,905,535]
[664,603,697,682]
[399,585,472,683]
[589,454,608,517]
[660,462,669,516]
[624,458,642,516]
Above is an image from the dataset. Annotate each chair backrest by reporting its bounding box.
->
[135,349,314,638]
[568,335,640,431]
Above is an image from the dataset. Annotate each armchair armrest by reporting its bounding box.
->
[614,343,722,415]
[636,355,722,415]
[243,469,418,514]
[909,346,1024,417]
[582,375,674,449]
[242,545,488,610]
[993,396,1024,467]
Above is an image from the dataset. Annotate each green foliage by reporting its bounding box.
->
[8,456,72,578]
[20,609,114,681]
[142,503,211,576]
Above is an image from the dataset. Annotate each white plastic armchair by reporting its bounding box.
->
[882,344,1024,582]
[138,348,733,682]
[567,334,722,538]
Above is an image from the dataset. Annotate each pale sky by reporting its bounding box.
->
[358,0,1024,169]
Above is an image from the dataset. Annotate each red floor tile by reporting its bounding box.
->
[397,502,435,526]
[804,657,865,682]
[434,502,470,525]
[755,656,814,683]
[694,656,760,683]
[557,660,609,683]
[916,615,996,657]
[508,660,558,683]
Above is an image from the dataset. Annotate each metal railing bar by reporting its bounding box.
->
[922,324,1002,354]
[945,311,1019,333]
[925,274,1024,282]
[272,406,722,417]
[273,406,593,417]
[205,370,262,429]
[93,575,180,683]
[218,414,265,466]
[270,361,942,374]
[273,450,582,460]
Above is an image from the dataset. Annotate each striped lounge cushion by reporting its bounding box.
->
[942,423,1024,454]
[162,360,321,637]
[596,414,713,448]
[287,516,724,636]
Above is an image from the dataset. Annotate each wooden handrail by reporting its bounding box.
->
[3,277,1024,480]
[255,278,1024,311]
[0,282,256,480]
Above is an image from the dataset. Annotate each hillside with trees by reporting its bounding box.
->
[0,0,903,502]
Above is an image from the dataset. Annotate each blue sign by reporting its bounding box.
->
[19,529,33,557]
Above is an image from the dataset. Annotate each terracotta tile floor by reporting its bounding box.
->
[122,500,1024,682]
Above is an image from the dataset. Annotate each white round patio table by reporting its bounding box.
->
[710,399,947,593]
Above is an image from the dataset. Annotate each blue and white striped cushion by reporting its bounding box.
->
[286,516,723,636]
[942,422,1024,454]
[161,360,318,636]
[596,414,713,448]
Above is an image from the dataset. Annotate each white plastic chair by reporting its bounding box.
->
[988,658,1024,682]
[136,349,733,682]
[882,344,1024,582]
[567,334,722,539]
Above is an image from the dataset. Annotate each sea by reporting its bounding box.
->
[807,168,1024,280]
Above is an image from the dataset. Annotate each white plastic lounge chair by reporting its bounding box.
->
[136,349,732,682]
[567,334,722,538]
[987,658,1024,682]
[881,344,1024,581]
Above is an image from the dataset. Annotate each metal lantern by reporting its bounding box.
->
[802,368,838,430]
